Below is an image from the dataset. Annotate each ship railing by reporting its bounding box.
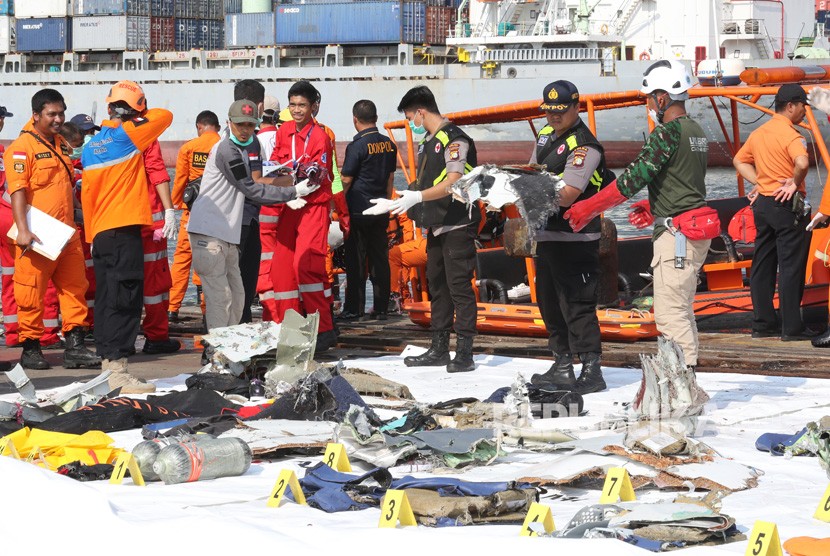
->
[474,47,599,63]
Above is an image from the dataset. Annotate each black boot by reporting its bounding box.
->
[447,335,475,373]
[574,352,606,394]
[63,327,102,369]
[404,330,451,367]
[21,338,50,370]
[530,352,576,388]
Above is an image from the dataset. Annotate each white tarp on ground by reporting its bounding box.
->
[2,347,830,554]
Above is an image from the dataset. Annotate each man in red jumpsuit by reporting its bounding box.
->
[140,139,180,354]
[270,80,337,351]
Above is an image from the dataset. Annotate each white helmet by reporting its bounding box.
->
[641,60,693,100]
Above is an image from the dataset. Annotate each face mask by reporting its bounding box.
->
[409,112,426,136]
[230,134,254,147]
[70,146,83,160]
[648,109,662,125]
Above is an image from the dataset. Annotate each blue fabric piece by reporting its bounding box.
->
[379,415,408,432]
[484,386,511,403]
[324,375,379,422]
[294,462,390,512]
[755,427,808,456]
[390,476,531,496]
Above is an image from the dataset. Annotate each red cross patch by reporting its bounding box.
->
[557,144,566,155]
[242,104,254,116]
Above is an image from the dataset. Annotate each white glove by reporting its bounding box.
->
[807,211,829,231]
[808,87,830,114]
[162,209,178,241]
[294,178,320,198]
[389,190,423,216]
[286,198,307,210]
[362,198,396,216]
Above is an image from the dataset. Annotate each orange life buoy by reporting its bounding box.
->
[639,51,650,60]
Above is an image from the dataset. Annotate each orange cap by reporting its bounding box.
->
[105,80,146,112]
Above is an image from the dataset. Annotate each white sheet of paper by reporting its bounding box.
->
[6,205,75,261]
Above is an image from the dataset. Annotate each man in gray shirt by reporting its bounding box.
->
[188,100,318,338]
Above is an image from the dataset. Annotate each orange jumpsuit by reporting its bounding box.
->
[4,121,90,341]
[169,130,220,314]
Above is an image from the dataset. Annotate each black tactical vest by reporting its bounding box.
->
[409,122,480,229]
[536,119,615,234]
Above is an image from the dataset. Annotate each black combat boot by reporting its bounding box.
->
[63,327,102,369]
[142,338,182,354]
[404,330,451,367]
[574,352,606,394]
[530,352,576,388]
[20,338,50,370]
[446,335,475,373]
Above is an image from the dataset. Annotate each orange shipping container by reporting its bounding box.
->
[426,6,456,45]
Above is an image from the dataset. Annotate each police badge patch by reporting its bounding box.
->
[448,143,460,161]
[572,146,588,168]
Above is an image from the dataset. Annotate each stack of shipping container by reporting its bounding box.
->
[225,0,463,49]
[11,0,224,55]
[0,1,12,55]
[5,0,465,56]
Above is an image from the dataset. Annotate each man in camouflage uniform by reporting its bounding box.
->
[565,60,710,370]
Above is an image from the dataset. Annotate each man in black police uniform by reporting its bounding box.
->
[340,99,398,320]
[363,86,479,373]
[528,80,615,394]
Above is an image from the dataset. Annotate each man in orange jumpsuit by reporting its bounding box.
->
[82,81,173,394]
[169,110,221,320]
[270,80,337,351]
[5,89,100,370]
[139,139,180,354]
[0,105,63,350]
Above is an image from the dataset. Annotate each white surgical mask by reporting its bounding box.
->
[648,109,662,125]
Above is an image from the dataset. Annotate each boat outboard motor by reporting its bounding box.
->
[641,60,693,124]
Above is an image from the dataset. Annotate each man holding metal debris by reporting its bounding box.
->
[188,100,317,351]
[528,80,615,395]
[364,85,479,373]
[565,60,714,371]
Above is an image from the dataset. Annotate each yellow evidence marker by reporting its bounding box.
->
[323,442,352,472]
[814,483,830,523]
[378,490,417,528]
[0,437,20,459]
[520,502,555,537]
[267,469,307,507]
[109,452,146,486]
[744,521,783,556]
[599,467,636,504]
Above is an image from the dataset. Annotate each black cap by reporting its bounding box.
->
[70,113,100,132]
[775,83,808,105]
[0,106,13,118]
[540,80,579,112]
